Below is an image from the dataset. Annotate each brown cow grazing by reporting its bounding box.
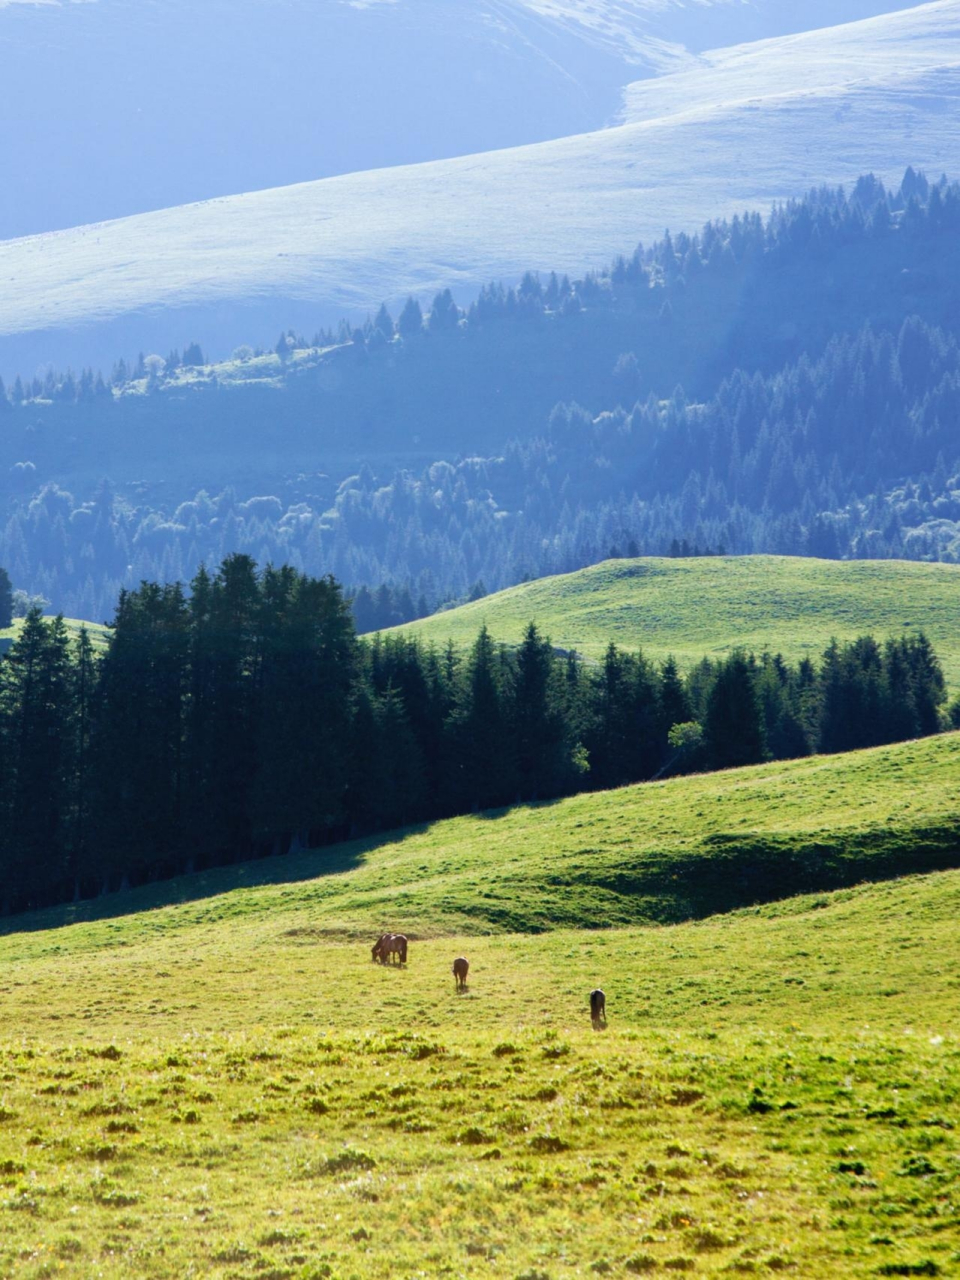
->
[590,988,606,1029]
[453,956,469,991]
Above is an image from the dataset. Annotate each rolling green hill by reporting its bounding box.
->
[395,555,960,688]
[0,615,110,656]
[0,734,958,1277]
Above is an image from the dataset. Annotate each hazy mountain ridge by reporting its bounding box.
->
[620,0,960,123]
[4,173,960,621]
[1,1,955,374]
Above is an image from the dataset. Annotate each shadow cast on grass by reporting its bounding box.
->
[584,819,960,922]
[0,821,437,940]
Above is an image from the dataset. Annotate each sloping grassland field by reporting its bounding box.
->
[0,617,109,653]
[394,557,960,690]
[0,735,958,1276]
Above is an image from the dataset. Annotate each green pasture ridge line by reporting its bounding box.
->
[391,554,960,689]
[0,616,110,648]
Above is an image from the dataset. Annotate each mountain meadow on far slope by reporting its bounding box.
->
[394,555,960,691]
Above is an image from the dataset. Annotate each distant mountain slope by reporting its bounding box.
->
[0,0,911,240]
[6,176,960,623]
[1,1,955,373]
[394,556,960,691]
[620,0,959,123]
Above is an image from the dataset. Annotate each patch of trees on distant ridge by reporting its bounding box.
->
[2,169,960,620]
[0,555,950,915]
[3,312,960,623]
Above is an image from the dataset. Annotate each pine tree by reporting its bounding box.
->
[0,567,12,628]
[658,656,691,749]
[397,296,424,338]
[68,626,97,894]
[586,644,651,789]
[901,632,946,737]
[90,583,189,887]
[251,567,356,848]
[374,304,395,341]
[511,622,567,800]
[704,651,765,769]
[1,610,75,907]
[428,289,460,332]
[196,554,261,859]
[445,625,512,811]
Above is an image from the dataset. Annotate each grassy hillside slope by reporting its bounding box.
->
[0,736,958,1275]
[0,616,109,653]
[395,555,960,687]
[7,730,958,946]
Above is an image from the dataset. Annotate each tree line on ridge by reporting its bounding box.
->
[2,172,960,622]
[0,555,949,915]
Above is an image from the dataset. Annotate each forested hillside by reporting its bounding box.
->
[0,554,951,914]
[3,171,960,620]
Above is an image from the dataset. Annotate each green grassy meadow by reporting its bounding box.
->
[0,736,959,1277]
[0,617,110,652]
[393,556,960,690]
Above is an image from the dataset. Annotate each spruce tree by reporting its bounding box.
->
[657,655,692,754]
[90,582,189,887]
[511,622,565,800]
[704,651,765,769]
[0,567,12,628]
[446,625,512,811]
[251,567,356,848]
[397,296,424,338]
[202,554,261,858]
[2,610,75,907]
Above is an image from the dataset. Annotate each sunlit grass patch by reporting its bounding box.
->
[0,870,958,1274]
[393,555,960,691]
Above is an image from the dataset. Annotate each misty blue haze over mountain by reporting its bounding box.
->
[2,0,914,239]
[1,0,958,375]
[2,0,960,629]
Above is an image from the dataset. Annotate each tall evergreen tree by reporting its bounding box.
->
[1,611,75,907]
[251,567,356,847]
[0,567,13,628]
[90,583,189,887]
[586,644,656,789]
[446,625,513,811]
[511,622,567,800]
[198,554,261,859]
[704,650,765,769]
[69,626,97,894]
[397,296,424,338]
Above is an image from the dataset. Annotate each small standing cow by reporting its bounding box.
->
[589,988,606,1029]
[453,956,469,991]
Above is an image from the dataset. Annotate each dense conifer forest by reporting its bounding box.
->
[2,170,960,622]
[0,555,948,914]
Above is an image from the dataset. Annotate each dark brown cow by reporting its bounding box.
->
[453,956,469,991]
[589,988,606,1029]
